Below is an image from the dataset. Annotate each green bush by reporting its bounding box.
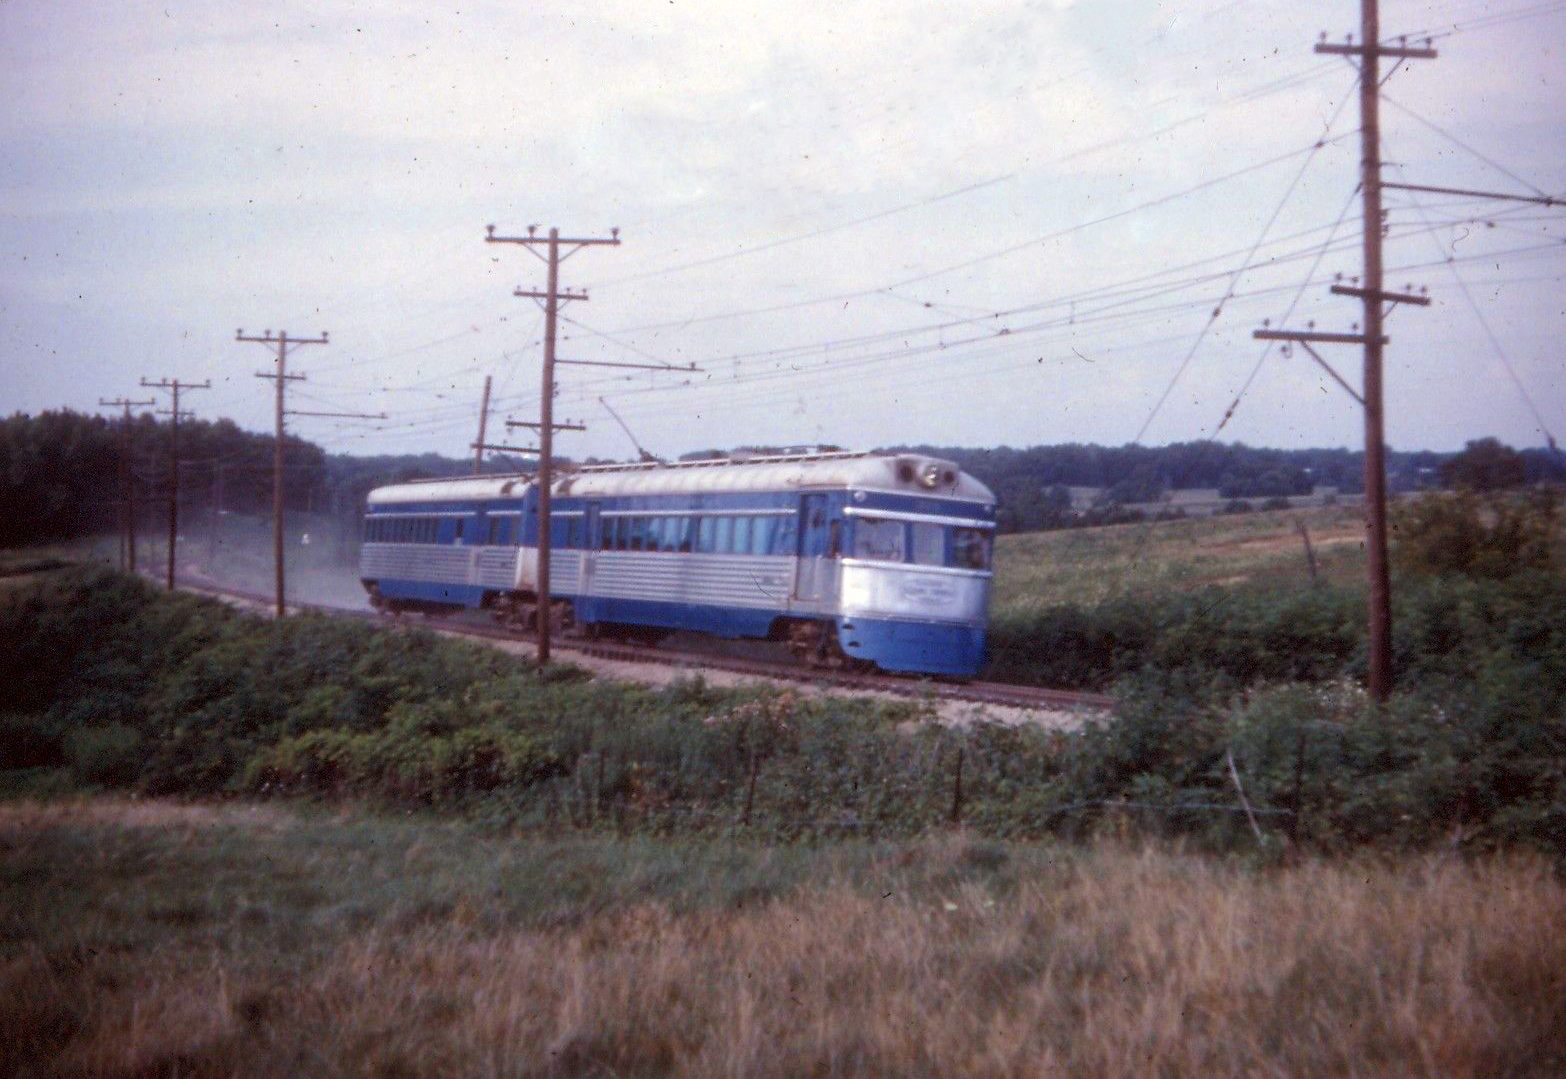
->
[4,567,1565,854]
[1391,488,1559,578]
[68,724,143,787]
[250,706,564,806]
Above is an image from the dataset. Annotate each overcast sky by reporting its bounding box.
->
[3,0,1562,462]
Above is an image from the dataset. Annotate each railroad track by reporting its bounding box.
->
[171,576,1114,715]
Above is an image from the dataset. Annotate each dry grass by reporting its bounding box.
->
[991,504,1366,611]
[4,799,1563,1077]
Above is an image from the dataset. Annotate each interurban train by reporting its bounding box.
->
[359,450,996,677]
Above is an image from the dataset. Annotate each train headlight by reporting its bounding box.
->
[918,462,941,488]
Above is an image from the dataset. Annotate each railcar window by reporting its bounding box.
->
[675,517,693,552]
[697,516,716,553]
[733,516,753,555]
[853,517,904,562]
[772,514,798,556]
[751,516,777,556]
[911,522,945,566]
[714,516,733,554]
[454,519,465,543]
[627,517,645,551]
[952,528,991,570]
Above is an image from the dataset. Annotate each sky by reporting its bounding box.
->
[2,0,1563,462]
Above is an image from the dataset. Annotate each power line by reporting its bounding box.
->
[588,133,1359,340]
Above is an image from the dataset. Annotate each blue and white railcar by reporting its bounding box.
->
[359,451,996,676]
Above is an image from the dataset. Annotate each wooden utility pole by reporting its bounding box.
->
[1254,4,1435,701]
[484,224,620,663]
[99,397,155,573]
[209,462,225,569]
[236,329,330,617]
[140,378,210,589]
[472,374,493,474]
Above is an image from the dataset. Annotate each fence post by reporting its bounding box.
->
[1295,517,1320,585]
[949,746,965,824]
[742,752,759,826]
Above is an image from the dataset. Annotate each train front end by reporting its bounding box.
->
[831,457,995,677]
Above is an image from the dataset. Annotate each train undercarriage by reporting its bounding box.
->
[367,583,875,672]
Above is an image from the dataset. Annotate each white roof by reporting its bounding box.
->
[563,452,993,503]
[367,453,994,506]
[367,474,533,505]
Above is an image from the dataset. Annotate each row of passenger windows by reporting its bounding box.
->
[365,512,991,569]
[364,517,440,544]
[364,516,517,545]
[600,514,798,556]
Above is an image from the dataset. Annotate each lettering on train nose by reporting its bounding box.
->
[899,577,957,603]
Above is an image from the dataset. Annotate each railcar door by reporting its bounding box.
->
[793,494,834,604]
[582,504,599,597]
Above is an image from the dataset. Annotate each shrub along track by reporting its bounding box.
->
[165,576,1113,718]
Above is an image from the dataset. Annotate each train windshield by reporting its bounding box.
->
[850,517,992,570]
[951,527,991,570]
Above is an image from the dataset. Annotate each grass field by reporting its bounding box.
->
[990,503,1368,612]
[4,799,1563,1077]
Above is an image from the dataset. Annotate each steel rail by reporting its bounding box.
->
[164,575,1114,715]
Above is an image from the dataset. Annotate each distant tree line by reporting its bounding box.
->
[3,409,1562,544]
[890,440,1565,533]
[0,410,529,547]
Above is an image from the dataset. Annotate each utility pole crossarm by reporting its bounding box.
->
[505,418,587,432]
[1315,41,1437,60]
[515,287,590,303]
[1329,284,1430,307]
[1253,329,1387,345]
[472,443,541,455]
[485,224,622,249]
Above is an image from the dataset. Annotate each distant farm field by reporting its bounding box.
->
[990,503,1367,613]
[4,799,1563,1078]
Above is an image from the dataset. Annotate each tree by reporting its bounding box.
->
[1440,438,1526,492]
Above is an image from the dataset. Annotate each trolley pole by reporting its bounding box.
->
[236,329,330,618]
[473,374,493,474]
[485,224,620,664]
